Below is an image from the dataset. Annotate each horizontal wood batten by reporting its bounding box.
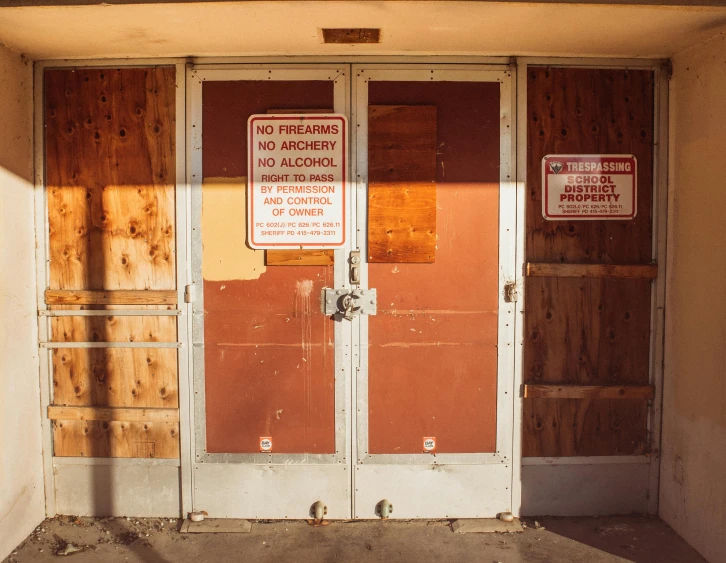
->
[46,289,177,305]
[524,384,655,400]
[48,406,180,422]
[526,262,658,279]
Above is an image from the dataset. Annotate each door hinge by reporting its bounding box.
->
[503,280,519,303]
[184,284,195,303]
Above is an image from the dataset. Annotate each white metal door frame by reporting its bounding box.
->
[350,64,520,518]
[187,65,354,518]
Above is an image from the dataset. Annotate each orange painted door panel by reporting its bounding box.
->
[202,81,336,454]
[367,81,501,454]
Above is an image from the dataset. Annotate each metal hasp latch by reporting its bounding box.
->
[503,280,518,303]
[321,288,377,320]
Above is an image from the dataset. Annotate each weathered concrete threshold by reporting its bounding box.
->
[180,518,523,534]
[180,519,252,533]
[452,519,524,533]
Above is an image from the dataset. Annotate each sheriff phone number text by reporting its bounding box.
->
[258,221,341,237]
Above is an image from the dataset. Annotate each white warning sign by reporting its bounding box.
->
[542,154,637,220]
[247,114,347,248]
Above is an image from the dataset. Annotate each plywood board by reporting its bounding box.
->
[51,347,178,408]
[523,384,655,400]
[48,406,179,422]
[524,68,655,457]
[45,289,177,305]
[368,105,437,263]
[525,68,654,263]
[526,262,658,279]
[367,82,501,454]
[523,398,648,457]
[52,420,179,458]
[266,249,334,266]
[50,314,176,343]
[45,67,176,291]
[45,67,179,460]
[368,182,436,263]
[368,105,437,182]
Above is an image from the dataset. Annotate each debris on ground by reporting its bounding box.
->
[55,542,88,556]
[595,523,634,536]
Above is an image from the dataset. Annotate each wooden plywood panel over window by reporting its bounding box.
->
[45,67,178,458]
[368,105,437,263]
[524,68,655,457]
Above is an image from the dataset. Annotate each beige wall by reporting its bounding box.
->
[661,31,726,563]
[0,45,45,559]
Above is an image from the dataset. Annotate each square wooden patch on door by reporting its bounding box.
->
[368,105,437,263]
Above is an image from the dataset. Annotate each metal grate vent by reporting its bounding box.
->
[322,28,381,44]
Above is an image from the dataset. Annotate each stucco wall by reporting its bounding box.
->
[0,46,45,559]
[661,32,726,563]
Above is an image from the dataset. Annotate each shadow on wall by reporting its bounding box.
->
[0,45,46,560]
[42,66,179,563]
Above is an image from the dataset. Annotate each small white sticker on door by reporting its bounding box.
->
[423,437,436,452]
[260,437,273,452]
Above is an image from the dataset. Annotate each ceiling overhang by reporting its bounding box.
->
[1,1,725,60]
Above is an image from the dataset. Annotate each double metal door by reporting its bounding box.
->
[189,63,518,519]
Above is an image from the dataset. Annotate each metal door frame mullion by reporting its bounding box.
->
[349,62,361,519]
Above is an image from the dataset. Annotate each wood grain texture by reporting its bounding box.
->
[368,182,437,263]
[45,67,179,459]
[368,105,437,263]
[266,249,334,266]
[368,105,437,182]
[524,68,655,457]
[526,68,654,263]
[45,67,176,291]
[48,406,179,422]
[45,289,177,305]
[50,314,176,343]
[51,347,178,408]
[52,420,179,458]
[526,262,658,279]
[523,399,648,457]
[524,384,655,400]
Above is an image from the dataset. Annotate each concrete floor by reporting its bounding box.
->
[3,515,707,563]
